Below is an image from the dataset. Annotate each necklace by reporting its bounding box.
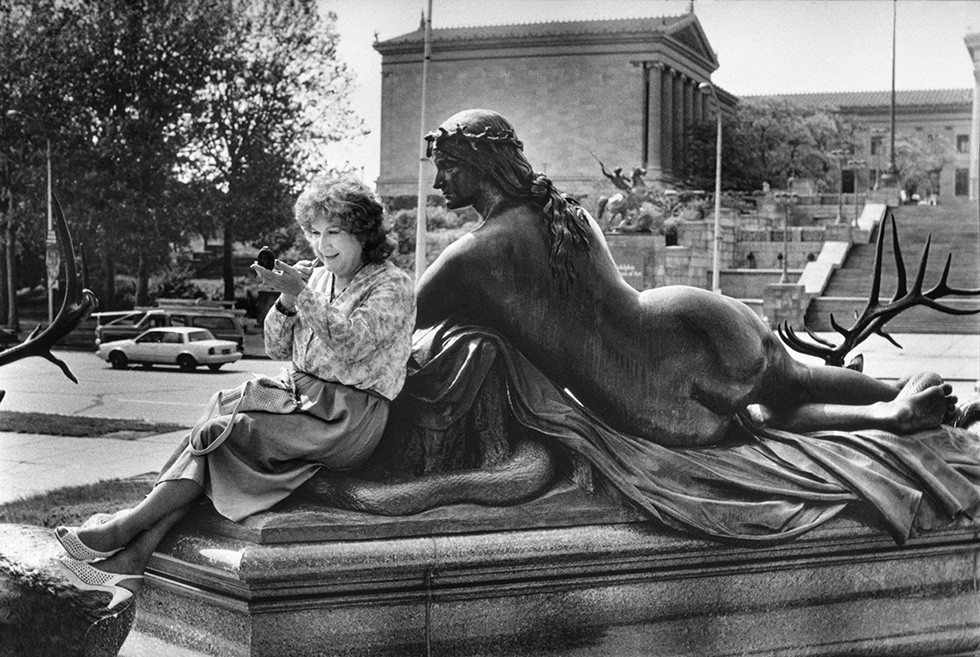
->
[329,264,366,303]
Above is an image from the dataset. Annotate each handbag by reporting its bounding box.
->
[188,372,301,456]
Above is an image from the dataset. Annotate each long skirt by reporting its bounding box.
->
[158,370,388,521]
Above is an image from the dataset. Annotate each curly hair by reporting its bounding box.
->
[294,174,396,264]
[425,109,590,288]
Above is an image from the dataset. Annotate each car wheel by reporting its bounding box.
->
[109,351,129,370]
[177,354,197,371]
[208,364,222,372]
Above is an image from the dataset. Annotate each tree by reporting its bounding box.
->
[60,0,226,308]
[0,0,79,327]
[179,0,364,300]
[894,132,953,199]
[685,98,857,193]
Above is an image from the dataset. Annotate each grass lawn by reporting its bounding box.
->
[0,410,186,438]
[0,474,155,528]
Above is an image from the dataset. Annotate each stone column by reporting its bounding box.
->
[661,67,674,179]
[693,82,704,126]
[683,77,695,178]
[672,72,684,176]
[965,33,980,201]
[648,64,664,181]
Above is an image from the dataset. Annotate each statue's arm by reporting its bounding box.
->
[415,234,479,330]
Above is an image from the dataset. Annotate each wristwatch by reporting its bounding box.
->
[275,299,298,317]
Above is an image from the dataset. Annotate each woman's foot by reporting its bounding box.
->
[54,526,122,563]
[57,557,144,610]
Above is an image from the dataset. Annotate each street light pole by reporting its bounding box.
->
[848,158,866,227]
[699,82,722,294]
[830,149,846,224]
[6,110,56,325]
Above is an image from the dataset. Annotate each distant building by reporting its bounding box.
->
[759,89,973,202]
[373,12,736,205]
[374,15,978,206]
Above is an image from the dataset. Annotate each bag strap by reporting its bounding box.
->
[187,381,250,456]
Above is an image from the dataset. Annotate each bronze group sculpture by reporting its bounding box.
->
[310,109,980,545]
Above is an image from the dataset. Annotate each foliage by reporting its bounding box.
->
[894,132,953,197]
[151,262,211,301]
[685,98,857,192]
[0,0,365,318]
[178,0,364,300]
[389,207,480,271]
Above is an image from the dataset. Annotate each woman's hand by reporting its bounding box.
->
[251,260,308,299]
[292,259,319,282]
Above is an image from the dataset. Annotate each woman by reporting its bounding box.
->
[55,173,416,609]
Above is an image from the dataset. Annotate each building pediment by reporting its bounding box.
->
[375,13,719,74]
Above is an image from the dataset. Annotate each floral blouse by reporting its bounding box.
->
[264,261,416,400]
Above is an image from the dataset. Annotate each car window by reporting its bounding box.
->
[106,312,144,327]
[188,330,214,342]
[171,315,188,326]
[162,332,182,344]
[137,332,163,343]
[192,316,234,331]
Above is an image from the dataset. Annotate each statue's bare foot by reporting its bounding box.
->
[882,384,952,434]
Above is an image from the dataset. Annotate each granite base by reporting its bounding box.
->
[135,495,980,657]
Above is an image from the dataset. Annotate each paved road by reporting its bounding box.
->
[0,351,288,425]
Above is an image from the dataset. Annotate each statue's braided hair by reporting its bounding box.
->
[425,109,591,289]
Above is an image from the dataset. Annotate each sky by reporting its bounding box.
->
[324,0,980,184]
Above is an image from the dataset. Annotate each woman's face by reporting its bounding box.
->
[432,151,480,210]
[307,214,364,282]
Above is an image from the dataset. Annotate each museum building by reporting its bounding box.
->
[374,12,978,205]
[760,89,974,201]
[373,12,737,203]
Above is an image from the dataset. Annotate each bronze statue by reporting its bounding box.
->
[308,109,980,546]
[419,109,950,445]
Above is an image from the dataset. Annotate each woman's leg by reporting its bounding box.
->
[75,479,202,553]
[78,506,192,596]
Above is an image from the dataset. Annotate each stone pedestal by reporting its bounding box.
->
[133,500,980,657]
[763,282,809,328]
[603,233,664,290]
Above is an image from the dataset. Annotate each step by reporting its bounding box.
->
[805,297,980,334]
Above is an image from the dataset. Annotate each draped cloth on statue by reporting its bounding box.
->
[396,324,980,546]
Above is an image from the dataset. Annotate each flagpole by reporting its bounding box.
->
[415,0,433,282]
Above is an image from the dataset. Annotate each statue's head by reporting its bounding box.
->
[425,109,533,203]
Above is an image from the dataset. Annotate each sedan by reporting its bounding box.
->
[96,326,243,372]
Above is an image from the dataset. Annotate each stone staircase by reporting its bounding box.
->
[805,201,980,334]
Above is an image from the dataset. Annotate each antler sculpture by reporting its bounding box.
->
[777,209,980,367]
[0,194,98,387]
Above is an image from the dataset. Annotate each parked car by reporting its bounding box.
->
[96,327,243,372]
[93,305,245,351]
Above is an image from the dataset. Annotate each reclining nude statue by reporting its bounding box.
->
[306,108,980,546]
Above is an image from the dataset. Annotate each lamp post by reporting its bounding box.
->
[774,191,797,284]
[7,110,56,325]
[830,148,848,224]
[698,81,722,294]
[848,158,866,227]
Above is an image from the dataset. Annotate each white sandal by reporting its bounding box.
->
[54,526,122,563]
[57,557,144,610]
